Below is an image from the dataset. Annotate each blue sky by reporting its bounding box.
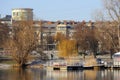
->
[0,0,102,21]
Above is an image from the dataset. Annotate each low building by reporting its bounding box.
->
[0,15,12,26]
[113,52,120,66]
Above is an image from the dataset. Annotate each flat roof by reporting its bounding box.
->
[12,8,33,10]
[114,52,120,55]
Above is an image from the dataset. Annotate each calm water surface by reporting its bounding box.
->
[0,68,120,80]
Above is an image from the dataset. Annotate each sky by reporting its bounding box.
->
[0,0,102,21]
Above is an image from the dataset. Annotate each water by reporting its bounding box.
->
[0,68,120,80]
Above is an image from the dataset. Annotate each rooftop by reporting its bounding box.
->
[12,8,33,10]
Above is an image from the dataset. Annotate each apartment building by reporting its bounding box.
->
[56,21,77,39]
[12,8,33,21]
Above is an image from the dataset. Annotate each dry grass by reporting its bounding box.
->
[84,55,97,67]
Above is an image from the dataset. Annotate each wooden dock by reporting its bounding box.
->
[47,66,67,70]
[46,64,120,70]
[46,65,95,70]
[46,59,120,70]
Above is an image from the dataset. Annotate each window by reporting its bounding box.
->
[16,12,18,16]
[13,12,15,16]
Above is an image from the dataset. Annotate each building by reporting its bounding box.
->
[33,21,57,50]
[12,8,33,21]
[56,23,68,35]
[0,15,12,26]
[56,21,76,39]
[113,52,120,66]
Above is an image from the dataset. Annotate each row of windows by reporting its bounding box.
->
[57,26,66,30]
[12,12,28,16]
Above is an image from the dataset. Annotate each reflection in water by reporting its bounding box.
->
[46,70,68,80]
[0,68,120,80]
[0,68,33,80]
[0,68,46,80]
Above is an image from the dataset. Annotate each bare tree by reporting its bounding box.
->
[92,9,105,21]
[102,0,120,23]
[6,21,38,67]
[0,23,9,48]
[102,0,120,51]
[74,21,98,58]
[91,0,120,58]
[95,21,118,58]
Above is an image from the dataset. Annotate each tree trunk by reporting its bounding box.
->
[15,59,27,68]
[17,63,26,68]
[93,51,96,58]
[83,51,85,59]
[110,49,114,59]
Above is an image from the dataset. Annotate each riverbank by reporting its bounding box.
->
[0,64,11,69]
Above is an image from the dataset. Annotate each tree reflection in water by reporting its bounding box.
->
[0,68,47,80]
[0,68,120,80]
[15,68,32,80]
[0,68,33,80]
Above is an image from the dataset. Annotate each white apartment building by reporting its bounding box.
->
[12,8,33,21]
[56,23,75,39]
[56,24,68,35]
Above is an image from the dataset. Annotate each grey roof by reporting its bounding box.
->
[12,8,33,10]
[1,15,11,21]
[42,23,57,28]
